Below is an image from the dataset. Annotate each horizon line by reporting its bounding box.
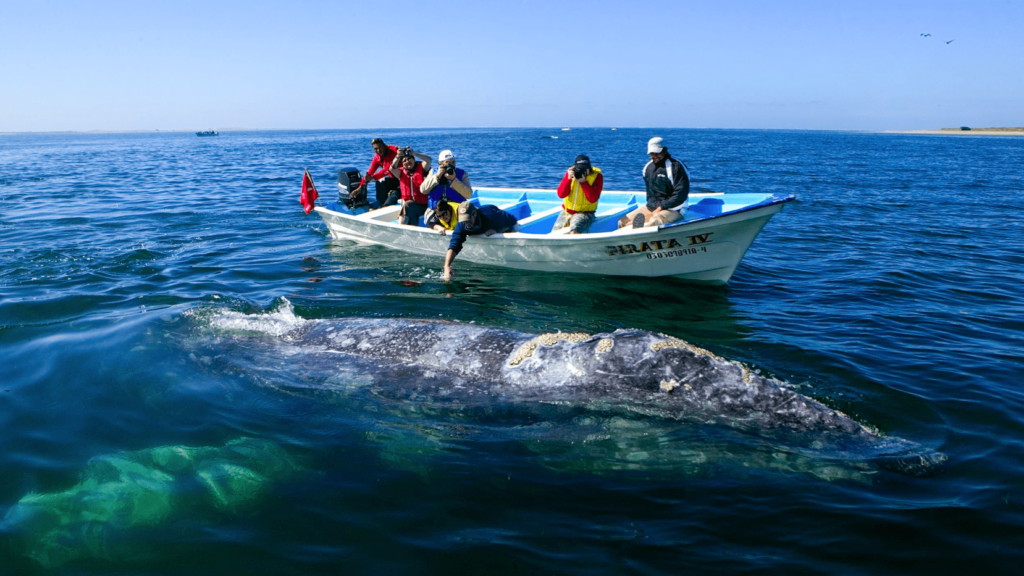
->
[6,126,1020,136]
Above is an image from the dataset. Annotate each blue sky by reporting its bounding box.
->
[1,0,1021,131]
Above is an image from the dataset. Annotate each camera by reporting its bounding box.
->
[573,166,587,179]
[400,147,414,160]
[443,164,456,176]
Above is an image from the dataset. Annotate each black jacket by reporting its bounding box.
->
[642,156,690,211]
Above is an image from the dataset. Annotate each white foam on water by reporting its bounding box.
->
[208,298,307,337]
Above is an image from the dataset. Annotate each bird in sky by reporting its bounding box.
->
[946,39,955,44]
[920,33,931,37]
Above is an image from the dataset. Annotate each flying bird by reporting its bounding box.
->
[946,39,955,44]
[920,33,931,37]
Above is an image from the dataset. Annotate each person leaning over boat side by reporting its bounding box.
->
[388,147,432,226]
[618,137,690,229]
[442,203,519,281]
[425,198,462,235]
[551,154,603,234]
[421,149,473,213]
[352,138,401,208]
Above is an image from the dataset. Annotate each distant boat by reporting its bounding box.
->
[561,127,570,131]
[541,136,558,139]
[196,130,218,137]
[611,128,618,131]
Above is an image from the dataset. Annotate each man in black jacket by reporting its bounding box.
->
[618,137,690,229]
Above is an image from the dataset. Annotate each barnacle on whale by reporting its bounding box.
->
[510,332,591,366]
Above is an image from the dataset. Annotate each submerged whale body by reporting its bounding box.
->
[213,311,945,478]
[0,438,300,568]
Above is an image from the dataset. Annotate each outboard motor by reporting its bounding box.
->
[337,167,362,205]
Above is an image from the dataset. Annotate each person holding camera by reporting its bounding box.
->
[551,154,603,234]
[351,138,401,208]
[420,149,473,210]
[618,137,690,229]
[388,147,432,226]
[442,203,519,281]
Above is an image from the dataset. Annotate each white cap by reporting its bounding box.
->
[647,137,665,154]
[438,149,455,162]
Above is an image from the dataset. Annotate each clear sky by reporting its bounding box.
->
[1,0,1021,132]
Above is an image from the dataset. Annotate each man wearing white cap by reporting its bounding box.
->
[618,137,690,229]
[420,149,473,210]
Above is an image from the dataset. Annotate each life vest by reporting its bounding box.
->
[399,163,428,204]
[563,167,602,213]
[434,201,462,231]
[428,168,468,209]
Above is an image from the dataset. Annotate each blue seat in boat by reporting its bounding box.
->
[688,197,724,218]
[490,192,530,222]
[588,196,639,233]
[519,210,562,234]
[499,200,533,221]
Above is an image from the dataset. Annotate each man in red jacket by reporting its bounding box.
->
[388,147,432,226]
[552,155,603,234]
[352,138,401,208]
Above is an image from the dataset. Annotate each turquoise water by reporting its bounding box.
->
[1,128,1023,574]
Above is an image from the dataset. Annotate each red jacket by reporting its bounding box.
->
[398,162,429,204]
[360,145,399,186]
[556,172,603,213]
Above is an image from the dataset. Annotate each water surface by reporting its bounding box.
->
[1,128,1023,574]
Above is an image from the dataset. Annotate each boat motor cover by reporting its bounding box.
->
[337,167,362,201]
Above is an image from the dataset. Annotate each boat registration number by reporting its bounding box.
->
[646,246,707,259]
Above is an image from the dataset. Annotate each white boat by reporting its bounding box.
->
[314,187,793,284]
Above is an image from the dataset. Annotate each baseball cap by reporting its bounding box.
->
[439,150,456,163]
[457,202,478,224]
[647,137,665,154]
[574,154,592,170]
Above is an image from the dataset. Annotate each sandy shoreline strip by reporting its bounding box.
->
[886,128,1024,136]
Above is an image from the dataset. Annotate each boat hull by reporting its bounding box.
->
[314,191,787,283]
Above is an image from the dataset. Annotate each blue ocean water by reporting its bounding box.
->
[1,128,1023,574]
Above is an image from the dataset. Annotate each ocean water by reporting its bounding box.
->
[1,128,1023,574]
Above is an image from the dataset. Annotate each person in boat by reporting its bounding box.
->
[425,198,462,235]
[552,154,603,234]
[420,149,472,214]
[388,147,432,226]
[442,203,519,281]
[352,138,401,208]
[618,137,690,229]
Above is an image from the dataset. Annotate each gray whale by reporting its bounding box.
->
[213,312,945,478]
[0,438,301,568]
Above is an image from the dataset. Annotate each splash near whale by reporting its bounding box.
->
[205,302,946,478]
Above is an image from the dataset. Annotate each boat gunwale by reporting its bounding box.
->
[314,190,794,242]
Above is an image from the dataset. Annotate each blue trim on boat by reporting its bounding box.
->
[660,193,796,229]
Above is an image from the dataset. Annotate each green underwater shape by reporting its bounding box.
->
[0,437,300,568]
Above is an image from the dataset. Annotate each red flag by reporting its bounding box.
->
[300,169,319,214]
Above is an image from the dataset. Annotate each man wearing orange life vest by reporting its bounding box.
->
[551,155,603,234]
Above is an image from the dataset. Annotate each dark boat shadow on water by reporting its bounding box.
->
[317,240,749,344]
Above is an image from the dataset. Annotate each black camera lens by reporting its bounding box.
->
[444,165,455,176]
[573,168,584,179]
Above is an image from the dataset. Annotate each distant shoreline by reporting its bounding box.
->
[886,128,1024,136]
[0,128,251,135]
